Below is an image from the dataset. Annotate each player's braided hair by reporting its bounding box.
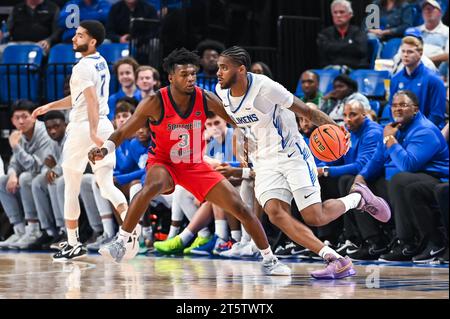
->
[220,46,251,71]
[163,48,200,74]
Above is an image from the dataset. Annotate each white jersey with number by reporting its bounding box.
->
[69,52,110,123]
[215,73,320,209]
[62,51,115,173]
[215,72,308,167]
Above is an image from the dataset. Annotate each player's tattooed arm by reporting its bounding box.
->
[290,96,337,127]
[204,91,237,128]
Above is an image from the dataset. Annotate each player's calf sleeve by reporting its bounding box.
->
[129,183,142,201]
[94,167,127,208]
[62,167,82,221]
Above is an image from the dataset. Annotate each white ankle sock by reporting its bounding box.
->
[215,220,229,241]
[198,227,211,238]
[28,222,40,232]
[231,230,242,242]
[13,223,25,235]
[241,225,251,243]
[102,217,116,237]
[67,228,79,246]
[318,245,342,260]
[168,225,180,239]
[259,246,275,261]
[117,227,131,245]
[179,228,194,246]
[338,193,362,212]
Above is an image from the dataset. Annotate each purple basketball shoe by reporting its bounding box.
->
[311,255,356,280]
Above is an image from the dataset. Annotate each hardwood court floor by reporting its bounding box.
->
[0,251,447,299]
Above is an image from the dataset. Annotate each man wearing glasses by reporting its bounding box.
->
[348,90,449,262]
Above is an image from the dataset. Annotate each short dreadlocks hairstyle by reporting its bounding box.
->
[220,46,251,71]
[162,48,200,74]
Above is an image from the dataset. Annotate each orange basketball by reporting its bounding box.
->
[309,124,347,162]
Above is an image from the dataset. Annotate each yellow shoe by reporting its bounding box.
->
[154,235,184,254]
[183,236,211,254]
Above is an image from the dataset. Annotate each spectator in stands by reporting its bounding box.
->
[251,62,273,79]
[108,57,141,120]
[58,0,111,43]
[0,100,53,249]
[297,70,323,106]
[319,100,384,254]
[389,34,447,128]
[136,65,160,98]
[195,39,225,91]
[317,0,369,71]
[29,111,67,250]
[106,0,157,43]
[419,0,449,78]
[392,27,438,75]
[320,74,371,123]
[367,0,414,41]
[348,91,449,261]
[0,0,62,55]
[393,122,449,264]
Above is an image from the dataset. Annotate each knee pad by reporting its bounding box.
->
[62,168,82,220]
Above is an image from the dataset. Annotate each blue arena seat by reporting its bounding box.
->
[46,44,81,101]
[0,44,43,103]
[380,38,402,59]
[294,69,340,98]
[98,43,130,64]
[349,69,389,98]
[369,100,381,116]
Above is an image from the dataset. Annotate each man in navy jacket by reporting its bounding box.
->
[389,35,446,128]
[350,90,449,261]
[317,100,383,251]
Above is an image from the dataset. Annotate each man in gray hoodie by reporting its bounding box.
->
[0,100,53,249]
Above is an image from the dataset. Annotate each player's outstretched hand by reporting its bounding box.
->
[31,105,50,119]
[88,147,106,165]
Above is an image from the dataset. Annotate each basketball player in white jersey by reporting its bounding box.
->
[215,46,391,279]
[32,21,139,261]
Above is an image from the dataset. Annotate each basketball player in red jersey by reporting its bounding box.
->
[88,48,291,275]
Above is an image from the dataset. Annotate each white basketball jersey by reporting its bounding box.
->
[69,52,110,123]
[215,73,308,167]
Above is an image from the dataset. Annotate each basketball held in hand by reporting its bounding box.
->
[309,124,347,162]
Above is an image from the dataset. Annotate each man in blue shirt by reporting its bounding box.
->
[350,90,449,262]
[317,100,383,253]
[389,122,449,264]
[389,35,447,128]
[108,57,142,120]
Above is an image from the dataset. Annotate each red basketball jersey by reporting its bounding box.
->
[148,86,208,164]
